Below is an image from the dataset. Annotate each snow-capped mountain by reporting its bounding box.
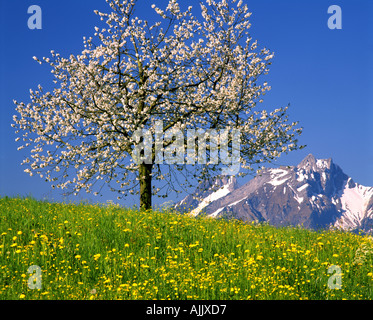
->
[176,154,373,232]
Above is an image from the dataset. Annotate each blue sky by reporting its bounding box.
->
[0,0,372,207]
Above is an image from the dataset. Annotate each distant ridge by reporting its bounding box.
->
[176,154,373,233]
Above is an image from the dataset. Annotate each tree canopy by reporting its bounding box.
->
[13,0,303,209]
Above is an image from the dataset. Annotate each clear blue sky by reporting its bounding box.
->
[0,0,372,207]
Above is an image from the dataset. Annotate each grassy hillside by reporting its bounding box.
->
[1,196,373,300]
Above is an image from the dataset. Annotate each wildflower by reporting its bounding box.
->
[75,255,81,259]
[19,294,26,299]
[93,254,101,261]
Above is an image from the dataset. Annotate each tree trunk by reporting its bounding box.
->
[139,163,152,211]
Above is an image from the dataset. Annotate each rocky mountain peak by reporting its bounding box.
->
[297,154,333,172]
[176,154,373,233]
[297,153,316,169]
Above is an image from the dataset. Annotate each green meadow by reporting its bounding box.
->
[1,196,373,300]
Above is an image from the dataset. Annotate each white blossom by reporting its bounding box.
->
[13,0,303,203]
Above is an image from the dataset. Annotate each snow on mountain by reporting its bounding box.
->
[333,178,373,230]
[176,154,373,233]
[175,176,239,216]
[190,182,232,216]
[268,169,290,186]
